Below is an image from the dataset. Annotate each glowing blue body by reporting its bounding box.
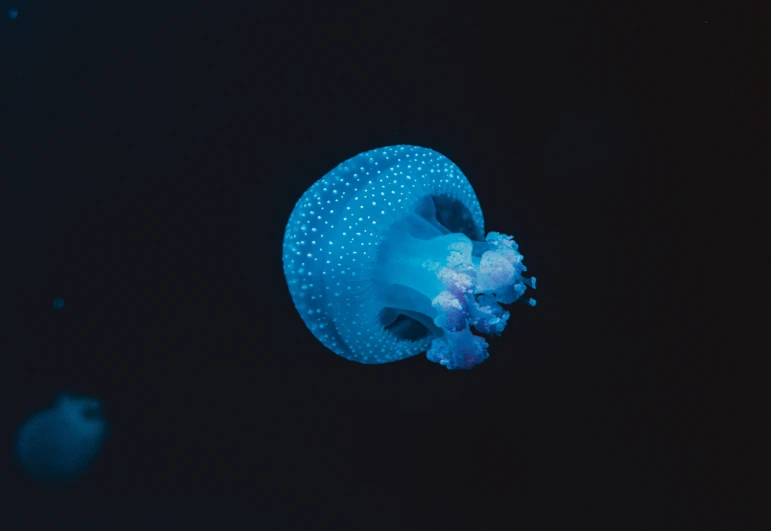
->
[15,395,108,484]
[283,145,536,369]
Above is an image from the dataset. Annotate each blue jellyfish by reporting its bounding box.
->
[15,394,108,485]
[283,145,536,370]
[8,8,19,20]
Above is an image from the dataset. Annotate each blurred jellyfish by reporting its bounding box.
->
[15,394,108,485]
[8,8,19,20]
[52,297,65,310]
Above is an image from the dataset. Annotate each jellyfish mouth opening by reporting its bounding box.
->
[379,307,433,341]
[414,195,481,240]
[415,194,479,240]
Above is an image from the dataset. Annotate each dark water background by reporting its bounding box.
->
[0,2,756,530]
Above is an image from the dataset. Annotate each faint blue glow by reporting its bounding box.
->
[15,394,108,485]
[8,8,19,19]
[53,297,65,310]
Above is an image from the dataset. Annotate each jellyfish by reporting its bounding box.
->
[15,394,108,485]
[282,145,536,370]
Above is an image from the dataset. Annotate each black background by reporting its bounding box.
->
[0,2,757,530]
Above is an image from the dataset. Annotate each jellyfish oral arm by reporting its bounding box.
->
[375,208,536,370]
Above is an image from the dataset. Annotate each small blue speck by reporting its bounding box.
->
[704,20,708,24]
[53,298,65,310]
[8,8,19,20]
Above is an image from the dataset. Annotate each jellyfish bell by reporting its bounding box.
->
[282,145,536,370]
[15,394,108,485]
